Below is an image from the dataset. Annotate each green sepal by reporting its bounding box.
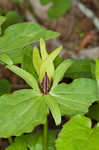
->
[7,65,39,91]
[40,38,48,60]
[52,59,72,90]
[33,46,42,76]
[45,95,61,125]
[0,54,13,65]
[0,54,39,91]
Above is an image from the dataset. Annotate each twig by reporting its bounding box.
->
[70,0,99,30]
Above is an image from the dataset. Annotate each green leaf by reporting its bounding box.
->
[6,136,26,150]
[40,38,48,60]
[54,58,96,80]
[45,95,61,125]
[27,130,57,150]
[40,0,71,19]
[66,59,95,79]
[0,16,6,26]
[52,59,72,90]
[0,79,11,96]
[0,89,48,137]
[6,133,42,150]
[27,133,43,150]
[0,22,59,64]
[2,11,23,31]
[56,115,99,150]
[90,61,96,79]
[33,46,42,76]
[50,78,98,116]
[22,46,38,79]
[7,65,39,91]
[0,16,6,34]
[87,102,99,121]
[6,130,57,150]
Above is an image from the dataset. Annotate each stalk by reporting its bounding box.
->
[8,137,13,144]
[43,118,48,150]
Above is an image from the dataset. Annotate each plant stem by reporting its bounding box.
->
[8,137,13,144]
[43,118,48,150]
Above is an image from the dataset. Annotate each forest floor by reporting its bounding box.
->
[0,0,99,149]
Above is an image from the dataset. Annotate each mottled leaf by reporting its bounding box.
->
[0,22,59,63]
[0,89,48,137]
[50,78,98,116]
[56,115,99,150]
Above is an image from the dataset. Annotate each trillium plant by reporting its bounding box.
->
[0,38,98,150]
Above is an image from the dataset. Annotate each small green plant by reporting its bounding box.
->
[74,28,85,38]
[0,38,98,150]
[0,16,99,150]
